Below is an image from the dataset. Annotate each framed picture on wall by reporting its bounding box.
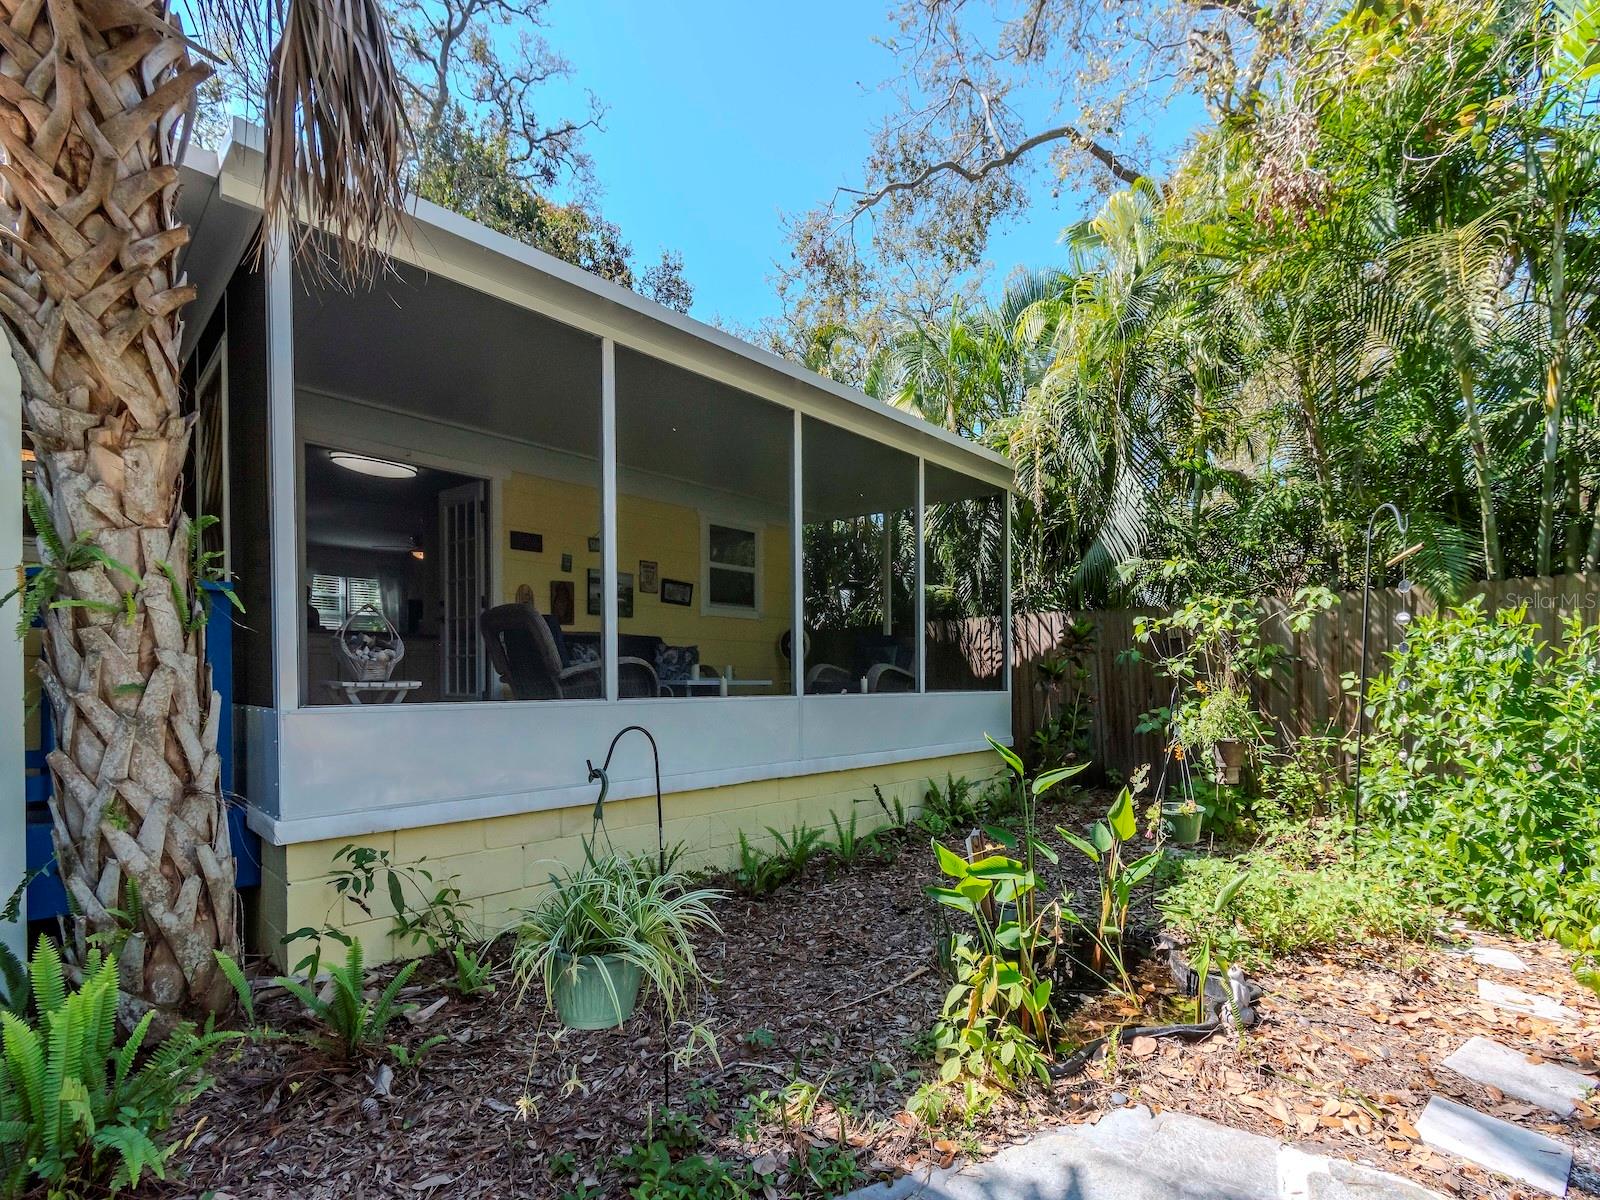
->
[560,553,573,573]
[588,569,636,618]
[549,580,575,625]
[639,560,659,593]
[661,578,693,607]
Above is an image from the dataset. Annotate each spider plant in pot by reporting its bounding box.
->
[511,845,722,1030]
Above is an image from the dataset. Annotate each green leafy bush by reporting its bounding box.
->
[1363,602,1600,951]
[1157,829,1429,969]
[0,939,235,1196]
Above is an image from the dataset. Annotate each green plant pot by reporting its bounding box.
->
[1163,804,1205,845]
[551,953,644,1029]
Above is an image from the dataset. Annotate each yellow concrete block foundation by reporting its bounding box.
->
[254,750,997,968]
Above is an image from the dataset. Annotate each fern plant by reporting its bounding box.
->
[733,832,790,897]
[2,486,138,636]
[766,822,825,877]
[0,938,234,1196]
[275,938,418,1058]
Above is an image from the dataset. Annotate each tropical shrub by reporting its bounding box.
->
[0,939,234,1196]
[1363,602,1600,951]
[1158,827,1431,969]
[511,847,722,1021]
[1057,785,1163,992]
[928,844,1055,1088]
[1027,619,1096,771]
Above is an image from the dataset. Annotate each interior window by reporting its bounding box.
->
[706,521,759,612]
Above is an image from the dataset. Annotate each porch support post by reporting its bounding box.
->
[915,458,926,693]
[1003,490,1014,702]
[791,410,803,696]
[265,238,300,711]
[601,337,618,701]
[0,347,26,949]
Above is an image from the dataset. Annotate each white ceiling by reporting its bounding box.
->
[291,260,1001,521]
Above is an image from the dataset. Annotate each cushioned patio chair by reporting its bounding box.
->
[480,604,659,699]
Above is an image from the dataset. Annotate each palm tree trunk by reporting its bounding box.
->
[1456,354,1503,579]
[1536,197,1567,578]
[1586,483,1600,572]
[0,0,237,1016]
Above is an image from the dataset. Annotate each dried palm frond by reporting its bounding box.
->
[198,0,410,281]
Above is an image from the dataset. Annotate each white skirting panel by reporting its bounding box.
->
[244,691,1011,845]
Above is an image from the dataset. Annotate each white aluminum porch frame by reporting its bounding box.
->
[225,125,1011,848]
[1,344,26,945]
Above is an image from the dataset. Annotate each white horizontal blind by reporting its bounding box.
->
[310,573,384,630]
[346,577,385,629]
[309,573,345,630]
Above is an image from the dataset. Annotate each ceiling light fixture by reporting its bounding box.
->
[329,451,417,479]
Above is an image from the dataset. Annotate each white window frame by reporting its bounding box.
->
[700,513,763,619]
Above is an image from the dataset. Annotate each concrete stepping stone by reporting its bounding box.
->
[1469,946,1528,972]
[1478,979,1579,1024]
[844,1106,1443,1200]
[1279,1145,1443,1199]
[1442,1036,1596,1116]
[1417,1095,1571,1196]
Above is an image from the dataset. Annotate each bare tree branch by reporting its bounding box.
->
[840,122,1147,226]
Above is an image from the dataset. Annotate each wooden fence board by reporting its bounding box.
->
[1008,574,1599,781]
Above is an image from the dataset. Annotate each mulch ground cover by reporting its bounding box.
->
[149,791,1600,1200]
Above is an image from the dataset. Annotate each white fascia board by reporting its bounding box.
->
[210,120,1014,492]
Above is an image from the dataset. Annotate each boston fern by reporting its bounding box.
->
[0,938,234,1196]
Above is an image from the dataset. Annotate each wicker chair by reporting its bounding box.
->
[480,604,659,699]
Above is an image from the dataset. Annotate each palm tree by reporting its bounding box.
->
[0,0,407,1018]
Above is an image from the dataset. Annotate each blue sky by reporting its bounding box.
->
[534,1,1202,327]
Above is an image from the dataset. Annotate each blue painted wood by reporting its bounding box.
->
[23,580,259,916]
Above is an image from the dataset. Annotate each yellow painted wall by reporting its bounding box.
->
[499,471,792,689]
[254,749,997,967]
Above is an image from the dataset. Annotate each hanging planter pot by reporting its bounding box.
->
[1162,801,1205,845]
[1212,739,1248,785]
[550,953,644,1030]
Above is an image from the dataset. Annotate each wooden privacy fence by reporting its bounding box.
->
[1009,574,1600,781]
